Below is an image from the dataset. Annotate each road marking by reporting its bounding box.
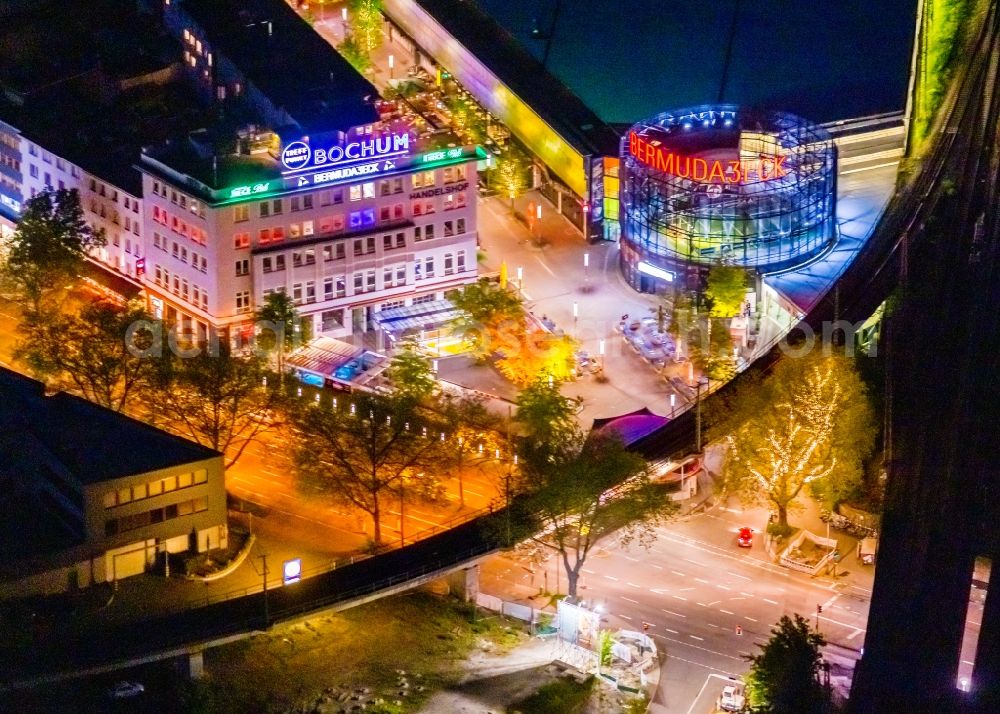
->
[720,609,735,615]
[841,161,901,175]
[962,660,975,666]
[651,564,663,570]
[697,602,708,607]
[763,598,779,605]
[664,628,679,634]
[672,595,688,601]
[727,572,753,581]
[619,614,633,621]
[671,570,686,577]
[678,587,695,592]
[622,597,640,605]
[707,600,721,607]
[740,592,754,597]
[661,609,687,618]
[708,623,721,628]
[684,558,707,567]
[689,635,704,641]
[604,575,619,581]
[626,582,641,588]
[651,588,669,595]
[716,585,732,590]
[695,577,710,584]
[582,568,596,574]
[847,629,864,640]
[745,616,758,622]
[822,594,841,609]
[624,556,639,562]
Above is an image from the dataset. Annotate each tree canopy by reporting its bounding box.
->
[15,300,157,413]
[744,614,831,714]
[292,392,445,545]
[514,377,580,449]
[518,431,675,599]
[385,341,438,405]
[1,188,105,312]
[705,263,748,318]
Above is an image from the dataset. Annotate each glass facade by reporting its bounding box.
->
[619,105,836,289]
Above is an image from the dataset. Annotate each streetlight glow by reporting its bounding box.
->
[584,252,590,268]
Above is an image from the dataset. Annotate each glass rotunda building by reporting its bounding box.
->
[619,105,837,291]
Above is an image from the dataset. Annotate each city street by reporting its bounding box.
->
[480,498,874,713]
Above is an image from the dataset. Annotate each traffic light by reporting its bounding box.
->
[817,605,823,614]
[736,624,743,636]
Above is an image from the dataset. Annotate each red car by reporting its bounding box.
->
[737,527,753,548]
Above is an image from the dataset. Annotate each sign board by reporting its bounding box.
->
[638,261,675,282]
[281,132,411,174]
[628,131,787,184]
[282,558,302,585]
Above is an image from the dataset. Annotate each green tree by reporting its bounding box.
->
[439,393,503,507]
[514,377,579,449]
[292,392,444,544]
[688,315,737,381]
[0,188,105,313]
[448,279,524,359]
[705,262,748,318]
[151,345,279,468]
[744,614,830,714]
[722,351,876,528]
[338,34,372,74]
[255,291,302,379]
[520,432,675,599]
[385,341,438,404]
[15,300,158,412]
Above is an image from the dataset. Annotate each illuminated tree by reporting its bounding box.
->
[349,0,384,54]
[337,35,372,74]
[514,377,580,449]
[688,316,737,381]
[722,352,875,528]
[495,150,526,209]
[705,262,748,318]
[439,393,503,508]
[0,188,104,314]
[495,331,577,387]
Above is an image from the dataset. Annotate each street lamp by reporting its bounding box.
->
[535,204,542,243]
[670,392,676,417]
[516,265,523,291]
[572,301,578,336]
[583,252,590,290]
[388,54,395,80]
[598,338,605,372]
[690,376,709,453]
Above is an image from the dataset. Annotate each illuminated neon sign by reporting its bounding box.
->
[228,182,271,199]
[422,147,465,163]
[281,132,411,173]
[628,132,787,184]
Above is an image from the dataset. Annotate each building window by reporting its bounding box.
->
[292,283,302,304]
[235,290,251,313]
[303,220,314,236]
[290,196,302,212]
[444,253,454,275]
[305,281,316,303]
[413,293,437,305]
[259,201,270,218]
[444,221,455,237]
[336,275,346,297]
[457,249,466,272]
[457,218,467,234]
[234,204,249,222]
[262,257,273,273]
[412,170,436,188]
[236,259,249,276]
[275,255,286,271]
[290,223,301,239]
[349,185,362,202]
[323,277,334,300]
[234,232,250,249]
[321,309,345,331]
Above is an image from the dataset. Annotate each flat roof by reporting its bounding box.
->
[180,0,379,134]
[0,367,220,486]
[432,0,917,127]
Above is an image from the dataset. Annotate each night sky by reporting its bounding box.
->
[476,0,918,124]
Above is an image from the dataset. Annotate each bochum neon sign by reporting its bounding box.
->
[628,131,787,184]
[281,132,411,174]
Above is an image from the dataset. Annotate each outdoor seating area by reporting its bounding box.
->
[287,337,388,390]
[618,316,677,370]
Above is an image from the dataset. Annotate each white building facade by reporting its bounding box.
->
[139,129,482,342]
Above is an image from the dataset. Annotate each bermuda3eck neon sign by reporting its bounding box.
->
[280,132,411,174]
[628,131,787,184]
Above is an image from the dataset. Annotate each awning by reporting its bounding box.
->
[287,337,365,377]
[372,298,460,334]
[79,259,144,302]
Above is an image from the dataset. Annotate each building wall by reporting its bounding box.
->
[383,0,587,197]
[83,454,227,564]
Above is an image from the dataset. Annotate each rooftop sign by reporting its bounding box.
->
[628,131,787,184]
[280,132,411,174]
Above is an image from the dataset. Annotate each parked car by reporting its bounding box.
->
[719,684,746,712]
[107,681,145,699]
[737,527,753,548]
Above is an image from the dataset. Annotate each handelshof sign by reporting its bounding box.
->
[280,132,411,174]
[628,131,787,184]
[409,181,469,200]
